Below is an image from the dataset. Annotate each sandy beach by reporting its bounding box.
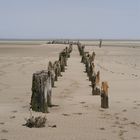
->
[0,44,140,140]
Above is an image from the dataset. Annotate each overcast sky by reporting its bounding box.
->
[0,0,140,39]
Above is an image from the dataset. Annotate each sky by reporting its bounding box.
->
[0,0,140,39]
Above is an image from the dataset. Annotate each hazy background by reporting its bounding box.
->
[0,0,140,39]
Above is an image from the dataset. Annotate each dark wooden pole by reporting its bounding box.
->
[101,81,109,108]
[101,91,109,108]
[31,70,52,113]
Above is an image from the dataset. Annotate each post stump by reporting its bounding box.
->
[31,70,52,113]
[92,87,100,95]
[101,91,109,108]
[101,81,109,108]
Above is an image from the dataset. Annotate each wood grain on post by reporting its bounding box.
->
[48,61,55,88]
[31,70,52,113]
[101,81,109,108]
[59,55,65,72]
[92,71,100,95]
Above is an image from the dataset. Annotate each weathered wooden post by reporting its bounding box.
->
[53,61,58,81]
[92,71,100,95]
[63,48,68,66]
[81,52,88,64]
[59,54,65,72]
[89,62,95,81]
[31,70,50,113]
[91,51,96,62]
[80,45,85,56]
[101,81,109,108]
[77,43,85,56]
[81,52,86,63]
[77,42,81,55]
[48,61,55,87]
[68,43,73,56]
[46,71,52,107]
[85,58,90,77]
[57,60,62,76]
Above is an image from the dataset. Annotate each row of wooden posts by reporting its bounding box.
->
[77,43,109,108]
[30,44,73,113]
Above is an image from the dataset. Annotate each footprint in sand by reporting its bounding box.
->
[9,116,16,119]
[112,130,117,133]
[99,109,105,112]
[12,110,18,113]
[62,114,70,116]
[133,107,138,109]
[133,100,140,104]
[115,116,119,120]
[118,125,124,129]
[73,113,83,115]
[111,125,117,128]
[99,116,106,119]
[1,129,8,133]
[122,109,127,112]
[132,137,139,139]
[119,130,128,139]
[104,113,112,116]
[80,101,86,104]
[110,71,114,73]
[13,97,19,100]
[133,100,138,103]
[116,101,121,104]
[130,121,140,127]
[121,117,128,121]
[132,74,138,77]
[22,105,28,109]
[114,113,120,116]
[0,122,5,125]
[114,121,121,125]
[99,127,105,130]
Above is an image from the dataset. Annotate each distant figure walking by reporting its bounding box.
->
[99,39,102,48]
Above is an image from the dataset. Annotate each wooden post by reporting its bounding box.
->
[31,70,52,113]
[81,52,86,63]
[101,92,109,108]
[59,55,65,72]
[57,60,62,76]
[92,71,101,95]
[51,71,55,88]
[53,61,58,81]
[91,51,96,62]
[89,62,94,81]
[68,43,73,57]
[46,71,52,107]
[101,81,109,108]
[92,86,100,95]
[80,45,85,56]
[48,61,55,87]
[77,43,85,56]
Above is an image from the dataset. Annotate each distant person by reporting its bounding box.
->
[99,39,102,48]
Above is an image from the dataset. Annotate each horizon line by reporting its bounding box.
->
[1,38,140,41]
